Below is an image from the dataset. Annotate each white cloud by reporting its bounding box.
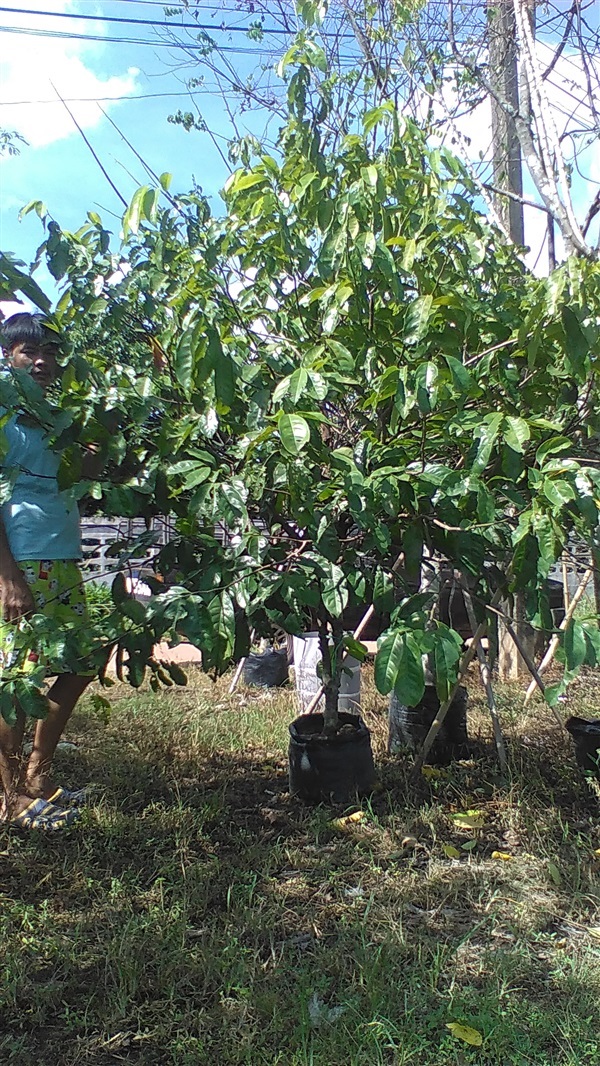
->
[0,1,140,149]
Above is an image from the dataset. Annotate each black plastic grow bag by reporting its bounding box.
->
[565,716,600,775]
[289,711,376,802]
[388,684,469,765]
[242,647,288,688]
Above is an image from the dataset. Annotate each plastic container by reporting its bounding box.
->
[388,684,469,765]
[288,711,375,802]
[292,632,361,714]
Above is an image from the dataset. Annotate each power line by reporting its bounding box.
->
[0,24,285,54]
[1,91,208,105]
[0,5,354,38]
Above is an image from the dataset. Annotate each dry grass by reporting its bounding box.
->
[1,665,599,1065]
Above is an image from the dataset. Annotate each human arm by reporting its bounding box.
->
[0,516,35,622]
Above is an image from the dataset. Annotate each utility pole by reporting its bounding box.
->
[487,0,525,246]
[487,0,531,679]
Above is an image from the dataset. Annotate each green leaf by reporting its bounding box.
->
[415,361,438,414]
[174,330,194,394]
[288,368,309,403]
[504,416,530,454]
[207,591,236,661]
[561,306,589,372]
[272,376,291,403]
[375,632,405,695]
[127,651,146,689]
[14,680,49,720]
[404,294,433,344]
[224,170,266,196]
[543,478,576,509]
[393,633,425,706]
[123,184,150,238]
[0,682,16,726]
[444,355,471,394]
[278,413,310,454]
[536,436,571,464]
[471,413,503,473]
[432,627,461,702]
[322,563,348,617]
[563,620,587,672]
[374,567,394,613]
[214,350,235,408]
[342,636,368,662]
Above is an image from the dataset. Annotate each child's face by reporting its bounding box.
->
[8,341,60,391]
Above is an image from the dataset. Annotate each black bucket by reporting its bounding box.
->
[242,647,288,687]
[388,685,469,765]
[288,712,376,803]
[565,716,600,775]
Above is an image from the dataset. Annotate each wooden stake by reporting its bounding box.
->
[462,584,507,771]
[501,616,564,729]
[523,567,593,705]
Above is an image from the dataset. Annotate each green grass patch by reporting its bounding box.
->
[1,667,599,1065]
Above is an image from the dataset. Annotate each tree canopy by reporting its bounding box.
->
[2,33,600,725]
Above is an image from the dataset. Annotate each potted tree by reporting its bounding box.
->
[9,37,600,801]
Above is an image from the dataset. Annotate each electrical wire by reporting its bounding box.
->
[0,4,355,37]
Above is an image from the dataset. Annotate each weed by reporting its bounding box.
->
[0,667,599,1064]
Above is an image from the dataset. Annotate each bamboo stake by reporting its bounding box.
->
[501,617,564,729]
[462,584,507,771]
[302,551,405,715]
[524,567,593,704]
[411,584,506,778]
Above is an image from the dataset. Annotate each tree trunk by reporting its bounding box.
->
[317,619,341,734]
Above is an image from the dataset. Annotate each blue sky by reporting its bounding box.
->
[0,0,281,297]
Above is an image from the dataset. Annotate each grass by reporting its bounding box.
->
[1,666,600,1065]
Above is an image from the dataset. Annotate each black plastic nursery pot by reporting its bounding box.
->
[288,711,376,803]
[565,716,600,775]
[388,684,469,765]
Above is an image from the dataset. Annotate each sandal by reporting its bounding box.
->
[8,797,81,831]
[47,786,93,807]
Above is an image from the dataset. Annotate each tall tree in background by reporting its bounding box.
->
[162,0,599,260]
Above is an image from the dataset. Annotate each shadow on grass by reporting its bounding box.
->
[0,682,599,1066]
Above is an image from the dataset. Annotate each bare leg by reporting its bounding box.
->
[24,674,92,800]
[0,709,27,817]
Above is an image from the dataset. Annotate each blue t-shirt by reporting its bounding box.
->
[0,413,81,561]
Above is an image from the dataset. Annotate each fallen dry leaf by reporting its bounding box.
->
[331,811,366,830]
[450,809,486,830]
[446,1021,483,1047]
[491,851,515,861]
[547,861,562,886]
[421,766,444,780]
[443,844,461,859]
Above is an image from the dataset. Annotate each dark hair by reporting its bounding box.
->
[0,312,62,352]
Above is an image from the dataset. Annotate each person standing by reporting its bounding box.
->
[0,312,93,830]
